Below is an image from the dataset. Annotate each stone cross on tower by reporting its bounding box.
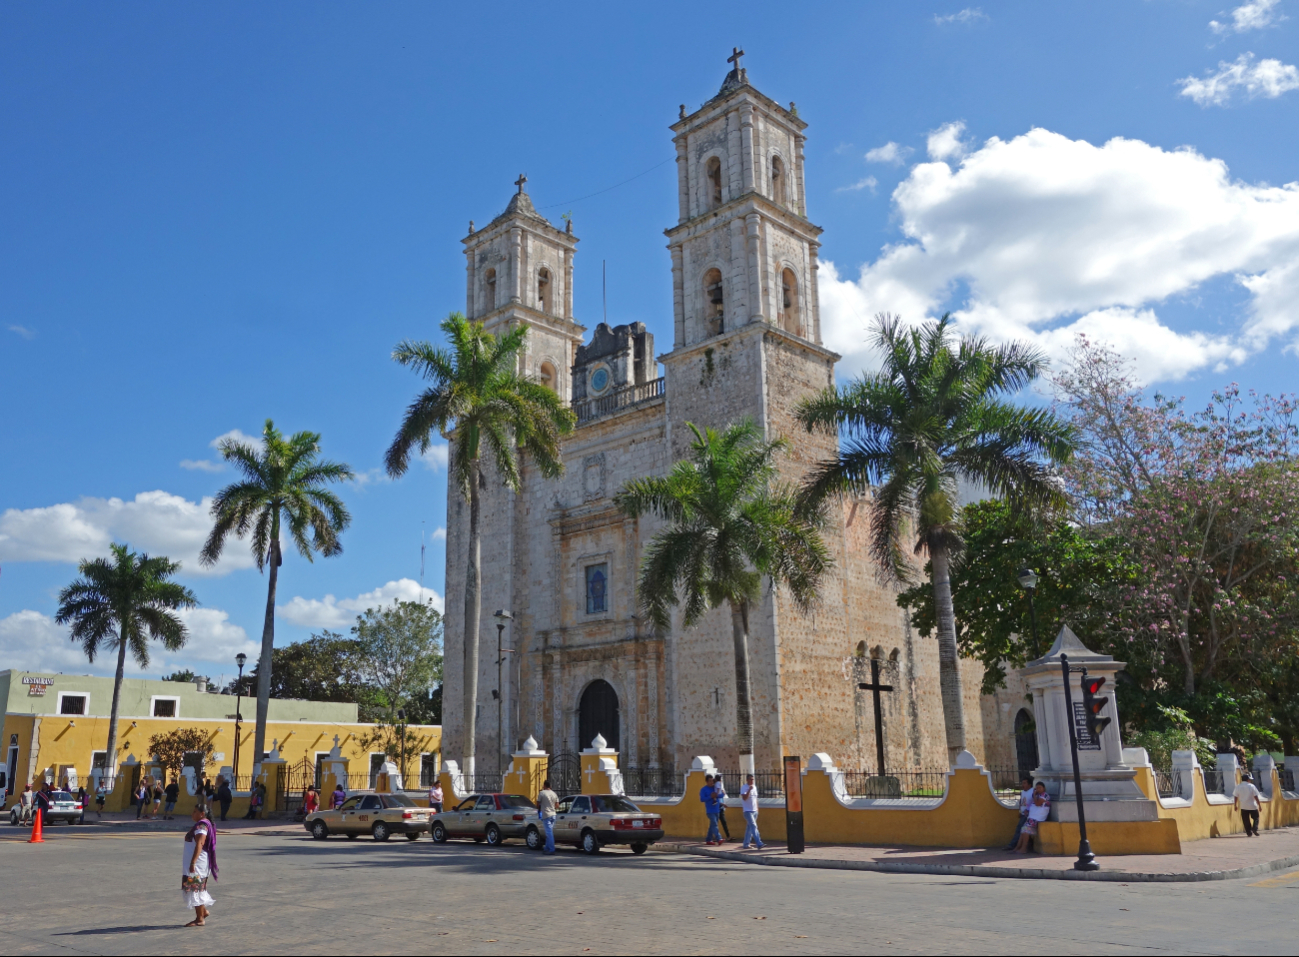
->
[727,47,744,72]
[514,173,528,194]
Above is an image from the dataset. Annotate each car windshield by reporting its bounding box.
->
[383,794,417,808]
[52,792,76,802]
[591,796,642,813]
[498,794,536,809]
[339,797,361,811]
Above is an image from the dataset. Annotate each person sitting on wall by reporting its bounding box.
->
[1004,776,1034,851]
[1011,782,1051,854]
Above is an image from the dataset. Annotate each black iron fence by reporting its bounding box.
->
[1282,768,1296,792]
[1153,767,1184,799]
[713,769,785,800]
[840,769,950,800]
[1202,769,1228,795]
[621,767,682,798]
[460,774,503,795]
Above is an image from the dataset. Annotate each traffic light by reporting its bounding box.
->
[1080,674,1111,739]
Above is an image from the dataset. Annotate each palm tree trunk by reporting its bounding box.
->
[730,600,756,776]
[252,532,280,783]
[103,627,129,789]
[930,542,967,763]
[462,464,482,778]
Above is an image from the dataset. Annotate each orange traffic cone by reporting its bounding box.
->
[28,808,44,843]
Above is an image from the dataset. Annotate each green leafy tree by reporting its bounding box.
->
[164,669,212,685]
[797,314,1075,760]
[897,499,1139,692]
[200,419,353,778]
[148,727,217,777]
[243,630,368,703]
[615,420,830,774]
[351,599,444,723]
[384,313,574,775]
[55,543,197,773]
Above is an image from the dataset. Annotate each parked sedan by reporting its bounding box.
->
[547,794,664,855]
[429,793,538,846]
[9,790,83,826]
[304,792,431,841]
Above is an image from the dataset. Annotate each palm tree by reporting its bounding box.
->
[200,419,353,778]
[384,313,574,776]
[614,420,830,775]
[796,314,1075,762]
[55,543,197,779]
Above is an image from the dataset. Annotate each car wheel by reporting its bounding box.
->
[525,826,542,850]
[311,820,329,840]
[346,832,359,840]
[581,829,601,855]
[485,823,503,846]
[405,832,420,841]
[631,843,648,855]
[8,811,15,826]
[431,822,448,843]
[372,821,391,842]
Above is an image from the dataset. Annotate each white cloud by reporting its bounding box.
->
[1211,0,1285,33]
[177,428,263,474]
[421,443,449,471]
[933,7,988,25]
[431,527,447,541]
[865,142,914,165]
[179,459,225,473]
[927,121,969,161]
[0,606,256,677]
[8,324,35,340]
[819,126,1299,384]
[279,578,445,630]
[1179,52,1299,106]
[211,429,262,449]
[836,176,879,194]
[0,491,256,576]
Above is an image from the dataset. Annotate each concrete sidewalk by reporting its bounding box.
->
[24,810,303,835]
[658,824,1299,882]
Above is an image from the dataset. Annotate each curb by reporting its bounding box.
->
[654,842,1299,883]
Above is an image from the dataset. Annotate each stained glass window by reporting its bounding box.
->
[586,563,608,614]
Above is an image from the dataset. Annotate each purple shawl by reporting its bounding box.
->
[186,818,219,880]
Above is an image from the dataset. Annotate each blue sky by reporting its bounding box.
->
[2,1,1296,681]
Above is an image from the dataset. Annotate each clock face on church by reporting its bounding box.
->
[589,365,611,395]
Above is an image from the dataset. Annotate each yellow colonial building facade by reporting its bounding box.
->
[0,669,440,810]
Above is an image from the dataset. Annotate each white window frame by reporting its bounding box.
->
[56,691,89,716]
[150,695,180,718]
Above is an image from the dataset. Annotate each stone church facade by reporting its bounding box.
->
[442,60,1030,777]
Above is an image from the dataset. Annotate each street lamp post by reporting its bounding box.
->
[232,653,247,786]
[1060,653,1099,871]
[494,610,514,779]
[1017,566,1042,659]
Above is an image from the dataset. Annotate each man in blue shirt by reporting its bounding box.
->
[700,773,721,845]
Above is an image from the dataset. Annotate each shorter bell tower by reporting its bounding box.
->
[462,176,585,400]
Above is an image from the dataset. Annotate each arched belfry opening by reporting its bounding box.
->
[579,680,620,753]
[705,156,723,209]
[771,155,785,205]
[539,361,557,392]
[484,267,497,312]
[703,268,725,338]
[778,268,799,335]
[537,267,552,313]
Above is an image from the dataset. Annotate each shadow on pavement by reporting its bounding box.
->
[54,925,177,935]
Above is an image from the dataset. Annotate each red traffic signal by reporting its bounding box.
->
[1080,674,1111,738]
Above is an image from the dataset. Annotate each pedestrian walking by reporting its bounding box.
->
[95,780,108,818]
[182,803,218,926]
[304,786,319,815]
[700,773,722,845]
[713,774,732,842]
[152,779,165,818]
[1011,782,1050,853]
[1234,772,1262,837]
[538,778,559,854]
[18,783,34,824]
[165,777,180,819]
[136,777,151,819]
[428,781,444,813]
[740,773,764,849]
[215,776,233,821]
[245,782,265,820]
[1004,776,1034,850]
[203,777,216,802]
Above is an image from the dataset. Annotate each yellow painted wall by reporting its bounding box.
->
[1132,763,1299,841]
[1,711,440,812]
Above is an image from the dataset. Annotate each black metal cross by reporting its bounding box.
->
[727,47,745,72]
[858,657,893,776]
[514,173,528,193]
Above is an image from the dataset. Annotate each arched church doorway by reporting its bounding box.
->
[1014,708,1038,776]
[578,679,620,753]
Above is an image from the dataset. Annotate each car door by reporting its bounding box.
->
[356,794,383,831]
[562,796,589,840]
[336,796,361,833]
[446,797,477,836]
[467,794,495,835]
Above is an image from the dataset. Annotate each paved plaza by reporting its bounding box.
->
[1,825,1297,955]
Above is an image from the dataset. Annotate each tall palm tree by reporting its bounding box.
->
[55,543,196,779]
[797,314,1074,762]
[200,419,353,778]
[385,313,574,776]
[614,420,830,775]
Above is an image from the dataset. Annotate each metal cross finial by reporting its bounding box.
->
[727,47,745,71]
[514,173,528,194]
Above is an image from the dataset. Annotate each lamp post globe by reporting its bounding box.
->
[1016,567,1042,659]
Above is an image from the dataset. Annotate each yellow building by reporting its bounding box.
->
[0,669,440,809]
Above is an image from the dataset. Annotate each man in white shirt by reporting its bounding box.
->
[537,778,559,855]
[740,774,764,850]
[1233,772,1262,836]
[1004,776,1033,851]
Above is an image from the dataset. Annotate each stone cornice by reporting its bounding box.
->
[664,191,821,243]
[658,319,839,367]
[671,83,806,135]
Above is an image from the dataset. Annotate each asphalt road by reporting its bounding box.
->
[0,827,1296,954]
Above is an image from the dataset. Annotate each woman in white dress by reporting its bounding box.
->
[182,803,218,926]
